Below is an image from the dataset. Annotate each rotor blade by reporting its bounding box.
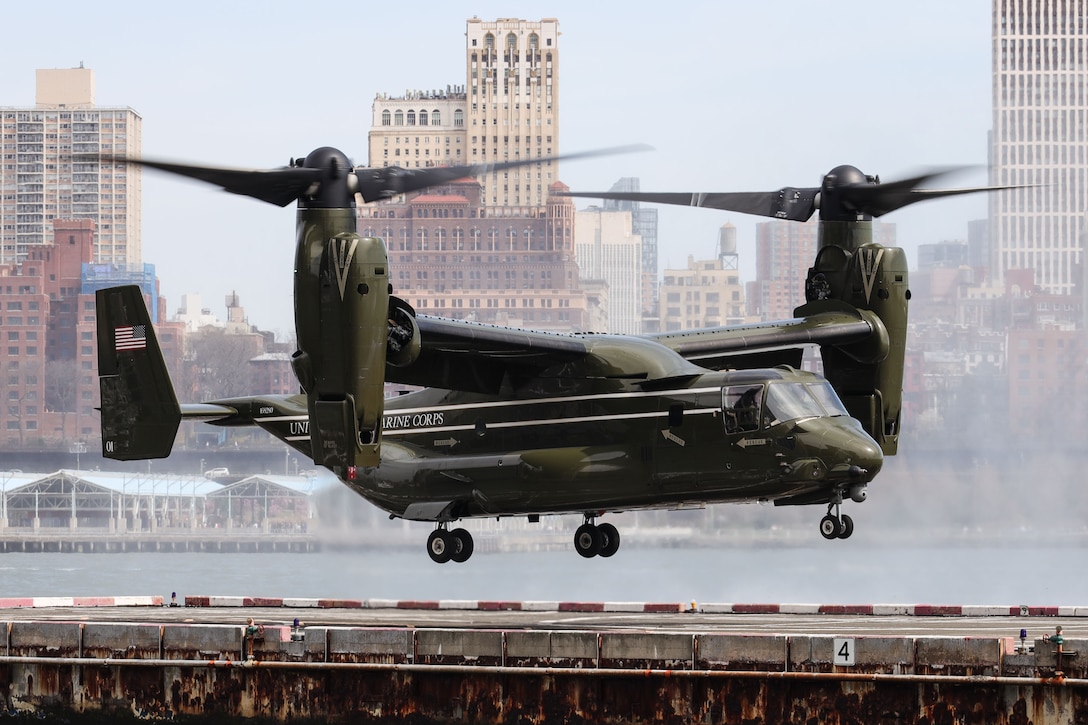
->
[89,154,323,207]
[560,187,819,222]
[353,144,652,202]
[841,169,1019,217]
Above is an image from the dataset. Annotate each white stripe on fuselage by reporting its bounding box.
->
[254,386,725,439]
[385,406,720,437]
[383,386,721,417]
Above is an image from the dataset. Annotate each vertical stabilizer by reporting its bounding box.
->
[96,285,181,460]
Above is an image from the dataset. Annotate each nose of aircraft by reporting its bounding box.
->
[800,418,884,483]
[850,430,884,482]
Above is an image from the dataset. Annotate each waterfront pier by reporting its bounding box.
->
[1,613,1085,723]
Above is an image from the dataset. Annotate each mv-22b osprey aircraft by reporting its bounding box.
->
[93,146,1004,563]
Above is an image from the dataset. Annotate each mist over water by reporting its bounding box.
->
[3,543,1085,606]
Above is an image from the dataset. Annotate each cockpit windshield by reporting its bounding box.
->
[722,380,850,434]
[805,380,850,418]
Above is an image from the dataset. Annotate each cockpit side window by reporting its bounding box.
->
[764,382,826,426]
[722,385,763,434]
[806,381,850,417]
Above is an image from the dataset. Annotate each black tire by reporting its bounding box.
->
[427,529,453,563]
[598,523,621,557]
[574,523,601,558]
[838,514,854,539]
[449,528,474,563]
[819,515,840,540]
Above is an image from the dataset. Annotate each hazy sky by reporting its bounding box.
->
[2,0,992,335]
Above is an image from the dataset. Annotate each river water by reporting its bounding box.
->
[3,541,1085,607]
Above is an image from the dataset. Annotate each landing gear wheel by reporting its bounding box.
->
[427,529,453,563]
[574,523,601,558]
[819,515,840,540]
[449,528,474,563]
[597,523,621,557]
[838,514,854,540]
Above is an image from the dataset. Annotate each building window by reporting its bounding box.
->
[381,110,391,126]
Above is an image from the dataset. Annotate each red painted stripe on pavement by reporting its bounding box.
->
[316,599,364,609]
[243,597,284,607]
[558,602,606,612]
[185,596,211,607]
[0,598,35,608]
[643,603,683,613]
[72,597,115,607]
[396,601,441,609]
[1024,606,1060,616]
[914,605,964,616]
[818,604,875,615]
[732,603,781,614]
[477,601,523,611]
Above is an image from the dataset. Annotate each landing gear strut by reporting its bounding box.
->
[426,524,474,563]
[819,500,854,540]
[573,515,621,559]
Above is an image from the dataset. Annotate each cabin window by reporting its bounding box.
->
[722,385,763,435]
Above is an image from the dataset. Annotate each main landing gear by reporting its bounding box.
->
[574,515,621,559]
[426,524,474,564]
[819,502,854,540]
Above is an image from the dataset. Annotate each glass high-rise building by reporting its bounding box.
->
[989,0,1087,294]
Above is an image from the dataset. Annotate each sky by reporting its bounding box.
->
[2,0,993,336]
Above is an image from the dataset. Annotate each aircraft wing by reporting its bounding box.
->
[386,315,592,393]
[646,303,881,371]
[386,314,707,393]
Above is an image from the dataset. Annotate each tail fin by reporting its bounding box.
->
[96,285,181,460]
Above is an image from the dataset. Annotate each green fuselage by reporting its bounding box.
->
[236,365,882,523]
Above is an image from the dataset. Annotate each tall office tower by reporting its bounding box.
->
[990,0,1087,295]
[602,177,659,320]
[574,208,643,334]
[0,67,142,266]
[466,18,560,212]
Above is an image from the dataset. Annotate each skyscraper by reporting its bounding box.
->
[367,18,588,331]
[574,207,643,334]
[465,18,560,212]
[602,177,659,320]
[990,0,1088,295]
[0,67,142,266]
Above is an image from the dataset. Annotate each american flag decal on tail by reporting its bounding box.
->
[115,324,147,351]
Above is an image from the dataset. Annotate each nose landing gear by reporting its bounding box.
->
[819,501,854,540]
[574,515,621,558]
[426,524,475,563]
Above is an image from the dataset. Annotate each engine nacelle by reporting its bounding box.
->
[798,232,908,457]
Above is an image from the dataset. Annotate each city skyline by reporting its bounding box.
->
[0,1,992,334]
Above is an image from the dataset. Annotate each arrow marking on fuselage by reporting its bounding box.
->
[434,437,458,448]
[661,429,686,446]
[330,237,359,301]
[737,438,768,448]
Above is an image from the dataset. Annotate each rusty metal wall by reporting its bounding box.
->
[1,662,1085,723]
[1,620,1086,723]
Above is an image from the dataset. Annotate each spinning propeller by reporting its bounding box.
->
[562,165,1012,222]
[91,144,651,209]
